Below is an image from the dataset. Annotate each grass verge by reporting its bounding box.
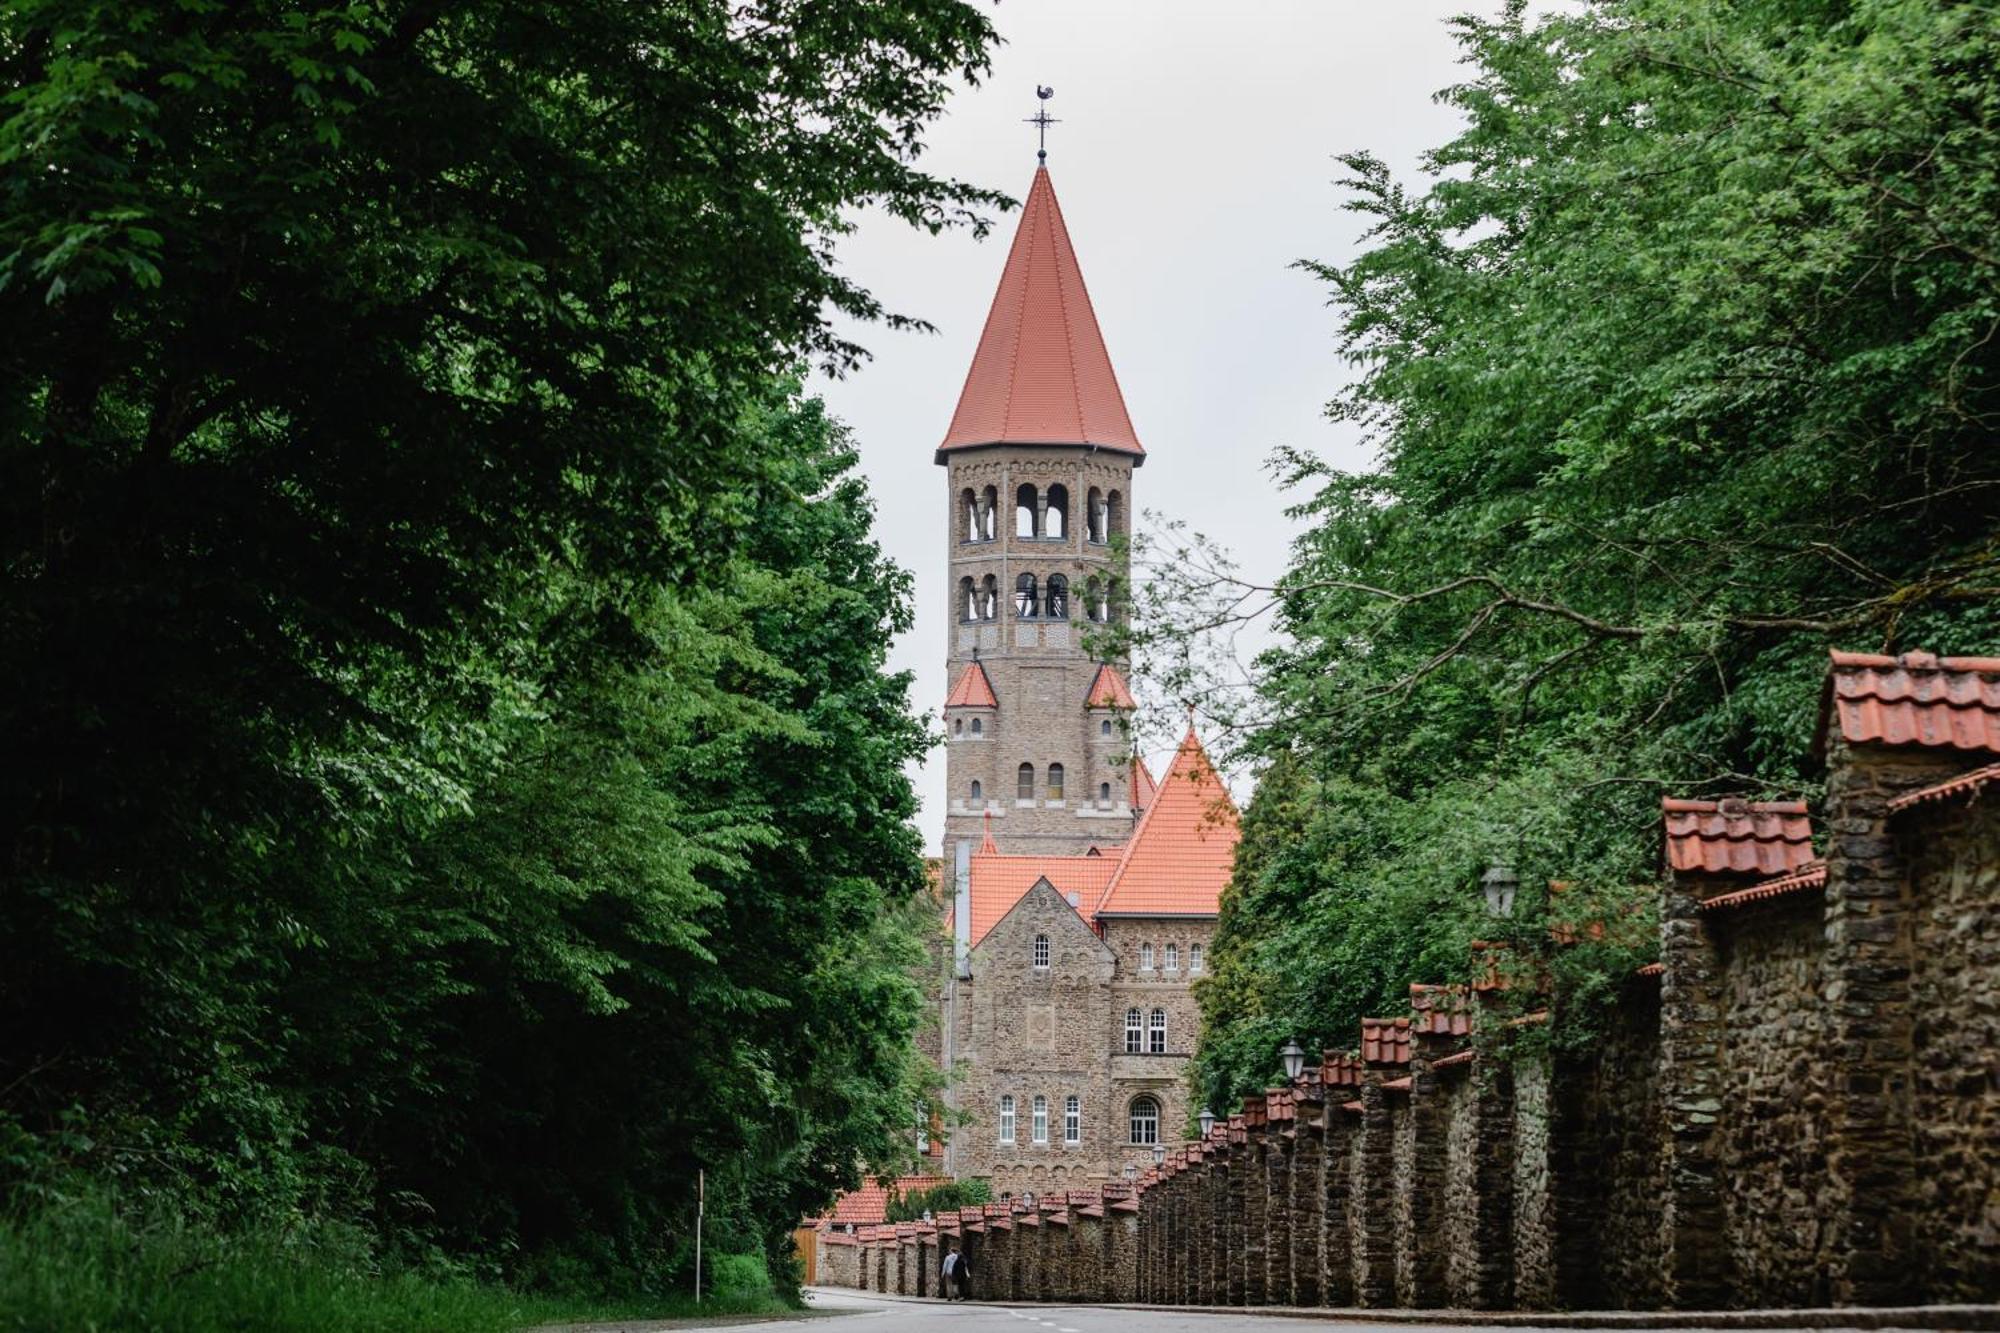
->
[0,1190,792,1332]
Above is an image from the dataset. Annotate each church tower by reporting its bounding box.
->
[938,164,1144,889]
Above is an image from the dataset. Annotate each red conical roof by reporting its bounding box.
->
[938,167,1143,462]
[1086,663,1137,710]
[944,660,998,711]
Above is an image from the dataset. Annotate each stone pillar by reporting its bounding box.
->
[1264,1101,1294,1305]
[1404,1034,1450,1307]
[1659,860,1735,1309]
[1354,1075,1397,1307]
[1242,1103,1269,1305]
[1321,1099,1358,1305]
[1291,1083,1326,1306]
[1225,1118,1248,1305]
[916,1231,931,1298]
[876,1237,889,1293]
[1468,1058,1517,1309]
[1207,1145,1229,1305]
[1822,735,1946,1306]
[1100,1186,1130,1303]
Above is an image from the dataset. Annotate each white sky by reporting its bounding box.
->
[811,3,1494,847]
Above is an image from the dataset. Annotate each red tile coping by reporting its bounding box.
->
[1636,961,1666,977]
[1432,1048,1478,1070]
[1361,1016,1413,1064]
[1409,982,1474,1036]
[1889,760,2000,813]
[1509,1009,1551,1028]
[939,167,1144,460]
[1341,1099,1365,1114]
[1827,650,2000,754]
[1663,796,1815,877]
[1700,861,1828,913]
[1321,1052,1366,1086]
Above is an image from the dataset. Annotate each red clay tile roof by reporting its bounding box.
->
[1094,728,1239,918]
[1408,983,1473,1037]
[820,1175,954,1226]
[1129,755,1158,810]
[964,853,1114,948]
[1825,650,2000,753]
[1699,861,1827,913]
[1887,760,2000,813]
[1360,1017,1412,1065]
[944,660,998,710]
[1662,797,1815,877]
[938,167,1143,461]
[1432,1048,1477,1070]
[1321,1052,1366,1086]
[1086,663,1137,709]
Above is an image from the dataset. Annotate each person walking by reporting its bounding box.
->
[939,1244,961,1301]
[951,1244,973,1301]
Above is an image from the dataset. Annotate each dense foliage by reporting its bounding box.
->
[0,0,998,1295]
[882,1178,991,1225]
[1168,0,2000,1106]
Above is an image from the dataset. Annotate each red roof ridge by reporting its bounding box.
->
[938,168,1143,460]
[1829,649,2000,673]
[1824,649,2000,754]
[1662,794,1816,877]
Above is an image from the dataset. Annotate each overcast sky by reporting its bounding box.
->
[811,3,1495,847]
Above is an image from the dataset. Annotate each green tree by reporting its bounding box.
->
[1162,0,2000,1107]
[0,0,999,1292]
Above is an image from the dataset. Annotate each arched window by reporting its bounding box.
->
[953,718,963,736]
[1046,763,1064,801]
[1083,577,1101,622]
[961,488,978,542]
[1015,484,1039,538]
[959,576,976,622]
[981,486,999,540]
[971,717,983,736]
[1106,490,1122,540]
[1032,934,1050,969]
[1149,1008,1167,1054]
[1098,781,1112,806]
[1065,1094,1080,1144]
[1087,488,1106,543]
[1124,1007,1143,1054]
[1140,942,1154,971]
[1129,1095,1160,1145]
[1000,1095,1016,1144]
[1101,719,1113,737]
[1190,943,1204,974]
[979,575,998,621]
[1045,484,1069,539]
[969,779,982,804]
[1164,943,1179,973]
[1045,573,1069,620]
[1014,572,1038,619]
[1032,1094,1049,1144]
[1091,579,1112,624]
[1017,763,1035,802]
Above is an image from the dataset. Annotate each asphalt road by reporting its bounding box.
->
[774,1289,1609,1333]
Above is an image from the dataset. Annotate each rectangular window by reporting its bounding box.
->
[1032,934,1049,970]
[999,1095,1015,1144]
[1031,1095,1048,1145]
[1124,1009,1142,1054]
[1149,1008,1167,1055]
[1064,1095,1080,1145]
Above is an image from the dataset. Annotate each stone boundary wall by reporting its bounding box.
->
[814,652,1999,1311]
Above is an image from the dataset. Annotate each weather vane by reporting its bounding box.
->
[1024,85,1058,163]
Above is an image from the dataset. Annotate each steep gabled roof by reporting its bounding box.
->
[937,167,1143,461]
[1128,755,1158,810]
[1086,663,1136,710]
[944,660,998,710]
[1093,728,1238,918]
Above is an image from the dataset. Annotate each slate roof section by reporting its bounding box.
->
[1662,796,1816,877]
[1086,663,1137,709]
[943,660,998,710]
[1888,760,2000,814]
[938,167,1143,461]
[1093,728,1239,918]
[1825,650,2000,753]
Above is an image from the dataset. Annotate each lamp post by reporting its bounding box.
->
[1482,863,1519,918]
[1198,1106,1216,1137]
[1279,1038,1307,1082]
[1152,1143,1165,1166]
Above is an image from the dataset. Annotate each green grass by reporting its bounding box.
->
[0,1191,791,1332]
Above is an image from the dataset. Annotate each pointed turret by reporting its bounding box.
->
[938,168,1143,462]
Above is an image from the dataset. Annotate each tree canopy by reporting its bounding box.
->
[0,0,998,1292]
[1164,0,2000,1107]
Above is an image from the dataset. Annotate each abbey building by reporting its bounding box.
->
[932,163,1241,1197]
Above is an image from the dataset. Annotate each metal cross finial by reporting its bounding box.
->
[1024,85,1058,163]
